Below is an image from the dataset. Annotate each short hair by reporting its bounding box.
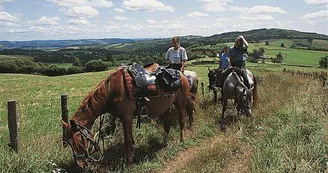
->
[172,36,180,43]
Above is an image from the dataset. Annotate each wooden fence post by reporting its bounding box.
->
[8,100,18,153]
[201,81,205,100]
[61,94,68,147]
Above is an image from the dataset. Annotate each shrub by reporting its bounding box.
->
[44,64,66,76]
[84,59,108,72]
[72,57,83,67]
[18,65,38,74]
[319,55,328,69]
[0,61,18,73]
[66,66,84,74]
[272,52,284,63]
[280,43,285,48]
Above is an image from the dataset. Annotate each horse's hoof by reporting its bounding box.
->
[187,124,193,130]
[220,125,226,132]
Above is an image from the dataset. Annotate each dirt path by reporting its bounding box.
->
[157,136,223,173]
[157,128,252,173]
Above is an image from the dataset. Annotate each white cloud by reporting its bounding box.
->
[0,11,17,22]
[68,18,90,25]
[146,19,156,23]
[36,16,60,25]
[114,8,126,13]
[299,10,328,19]
[115,16,129,21]
[91,0,114,8]
[203,1,228,12]
[47,0,113,8]
[66,6,99,18]
[122,0,174,12]
[242,6,286,14]
[187,11,209,17]
[196,0,232,4]
[303,0,327,5]
[240,14,275,21]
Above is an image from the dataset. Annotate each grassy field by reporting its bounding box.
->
[0,64,327,172]
[0,55,34,61]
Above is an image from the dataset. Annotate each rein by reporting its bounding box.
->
[68,116,105,164]
[232,71,251,109]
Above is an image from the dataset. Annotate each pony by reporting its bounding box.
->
[62,63,196,168]
[219,67,259,129]
[207,67,223,103]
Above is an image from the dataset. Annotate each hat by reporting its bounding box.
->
[236,35,249,47]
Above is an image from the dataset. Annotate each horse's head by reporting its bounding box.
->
[208,67,221,90]
[62,120,97,168]
[238,86,252,116]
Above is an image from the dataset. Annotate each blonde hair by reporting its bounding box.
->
[172,36,180,43]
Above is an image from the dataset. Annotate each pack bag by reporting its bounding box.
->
[155,68,181,91]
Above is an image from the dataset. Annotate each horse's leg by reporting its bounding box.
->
[220,98,227,131]
[186,102,194,129]
[175,99,186,142]
[162,109,170,147]
[121,116,134,166]
[213,88,218,103]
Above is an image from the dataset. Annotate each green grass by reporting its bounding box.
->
[0,64,327,173]
[248,42,328,67]
[0,55,34,61]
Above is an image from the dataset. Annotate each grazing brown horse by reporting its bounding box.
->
[62,64,194,168]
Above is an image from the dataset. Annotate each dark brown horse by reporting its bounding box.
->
[208,67,223,103]
[62,64,195,168]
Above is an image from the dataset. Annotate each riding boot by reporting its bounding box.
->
[241,69,250,89]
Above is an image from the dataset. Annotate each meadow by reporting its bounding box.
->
[0,61,327,172]
[0,55,33,61]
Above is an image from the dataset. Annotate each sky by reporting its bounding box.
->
[0,0,327,41]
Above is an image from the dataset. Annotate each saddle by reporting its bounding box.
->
[222,67,253,90]
[128,63,159,89]
[122,63,182,128]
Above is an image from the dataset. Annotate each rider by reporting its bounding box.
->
[219,45,229,70]
[165,36,188,72]
[226,35,250,89]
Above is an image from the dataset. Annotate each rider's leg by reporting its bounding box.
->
[241,68,250,89]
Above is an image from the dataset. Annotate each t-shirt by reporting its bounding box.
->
[227,46,247,63]
[165,47,188,64]
[220,53,229,69]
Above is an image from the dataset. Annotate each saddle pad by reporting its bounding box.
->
[123,69,136,99]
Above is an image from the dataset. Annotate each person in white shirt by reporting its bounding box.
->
[165,36,188,72]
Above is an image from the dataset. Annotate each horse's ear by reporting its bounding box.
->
[208,67,210,72]
[70,120,79,130]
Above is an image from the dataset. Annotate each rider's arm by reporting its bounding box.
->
[165,49,171,64]
[228,56,232,67]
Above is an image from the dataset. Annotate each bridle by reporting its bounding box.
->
[232,71,252,110]
[67,116,105,165]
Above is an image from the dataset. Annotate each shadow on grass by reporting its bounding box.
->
[58,135,164,172]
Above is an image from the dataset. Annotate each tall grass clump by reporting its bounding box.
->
[251,80,327,172]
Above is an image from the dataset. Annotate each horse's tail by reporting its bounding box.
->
[252,75,259,109]
[186,74,198,118]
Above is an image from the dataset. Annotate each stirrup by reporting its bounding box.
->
[140,106,148,118]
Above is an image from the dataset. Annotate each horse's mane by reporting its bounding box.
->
[72,77,110,120]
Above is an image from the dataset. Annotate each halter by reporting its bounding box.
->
[232,71,251,110]
[67,116,105,165]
